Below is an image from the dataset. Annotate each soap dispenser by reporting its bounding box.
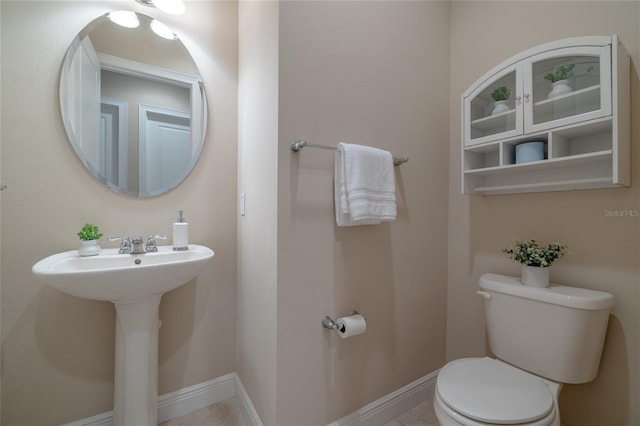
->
[173,210,189,251]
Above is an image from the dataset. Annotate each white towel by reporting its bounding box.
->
[334,142,397,227]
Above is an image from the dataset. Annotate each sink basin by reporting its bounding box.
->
[33,244,214,302]
[33,244,214,425]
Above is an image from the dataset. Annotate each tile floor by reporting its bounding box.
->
[384,398,438,426]
[158,398,244,426]
[159,396,438,426]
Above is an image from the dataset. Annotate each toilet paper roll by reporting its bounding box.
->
[336,314,366,339]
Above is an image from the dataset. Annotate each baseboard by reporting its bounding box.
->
[64,410,113,426]
[157,373,237,422]
[234,374,264,426]
[327,369,439,426]
[63,369,435,426]
[63,372,262,426]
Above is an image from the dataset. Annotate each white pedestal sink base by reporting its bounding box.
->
[113,295,162,426]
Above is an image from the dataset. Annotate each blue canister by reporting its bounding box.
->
[515,141,545,164]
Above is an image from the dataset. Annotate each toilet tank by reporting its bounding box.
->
[479,273,615,384]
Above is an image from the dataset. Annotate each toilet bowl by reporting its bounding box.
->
[433,357,560,426]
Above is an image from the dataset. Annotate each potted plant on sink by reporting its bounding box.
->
[77,223,103,256]
[502,239,568,287]
[544,64,575,99]
[490,86,511,116]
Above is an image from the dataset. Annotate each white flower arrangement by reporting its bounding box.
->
[502,239,568,267]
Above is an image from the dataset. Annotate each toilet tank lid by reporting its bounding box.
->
[479,273,615,310]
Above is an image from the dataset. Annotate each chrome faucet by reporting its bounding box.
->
[130,236,145,254]
[110,235,167,254]
[145,235,167,252]
[109,236,132,254]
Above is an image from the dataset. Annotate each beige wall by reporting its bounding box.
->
[237,1,279,424]
[448,2,640,425]
[276,1,450,423]
[0,1,238,424]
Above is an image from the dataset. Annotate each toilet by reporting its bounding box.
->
[434,273,615,426]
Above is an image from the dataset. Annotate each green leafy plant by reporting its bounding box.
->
[77,223,103,241]
[491,86,510,102]
[544,64,575,83]
[502,239,568,267]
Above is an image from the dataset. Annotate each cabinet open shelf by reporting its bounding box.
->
[464,150,612,176]
[465,150,615,194]
[472,177,614,195]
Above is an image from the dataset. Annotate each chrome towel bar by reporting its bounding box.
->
[291,140,409,166]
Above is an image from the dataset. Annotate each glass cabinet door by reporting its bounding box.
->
[464,65,522,146]
[524,46,611,132]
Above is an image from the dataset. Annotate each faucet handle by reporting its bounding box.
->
[109,236,131,254]
[145,234,167,252]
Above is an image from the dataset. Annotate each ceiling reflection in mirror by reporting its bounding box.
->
[60,12,207,197]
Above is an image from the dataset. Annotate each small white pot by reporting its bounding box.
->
[491,100,510,115]
[547,79,572,99]
[521,265,550,288]
[78,240,101,257]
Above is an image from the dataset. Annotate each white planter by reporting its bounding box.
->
[547,79,573,99]
[78,240,101,256]
[491,100,510,115]
[521,265,550,288]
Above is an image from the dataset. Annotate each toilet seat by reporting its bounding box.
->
[436,357,555,425]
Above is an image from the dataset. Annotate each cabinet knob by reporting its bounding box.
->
[515,95,522,103]
[524,93,530,101]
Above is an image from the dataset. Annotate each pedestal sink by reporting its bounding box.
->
[33,244,214,426]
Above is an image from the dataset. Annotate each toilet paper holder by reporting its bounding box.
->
[322,311,361,333]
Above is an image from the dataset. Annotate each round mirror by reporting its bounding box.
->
[60,11,207,197]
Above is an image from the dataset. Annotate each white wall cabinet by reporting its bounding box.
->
[462,35,630,195]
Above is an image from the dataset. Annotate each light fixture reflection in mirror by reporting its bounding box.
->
[150,19,177,40]
[59,12,207,198]
[107,11,140,28]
